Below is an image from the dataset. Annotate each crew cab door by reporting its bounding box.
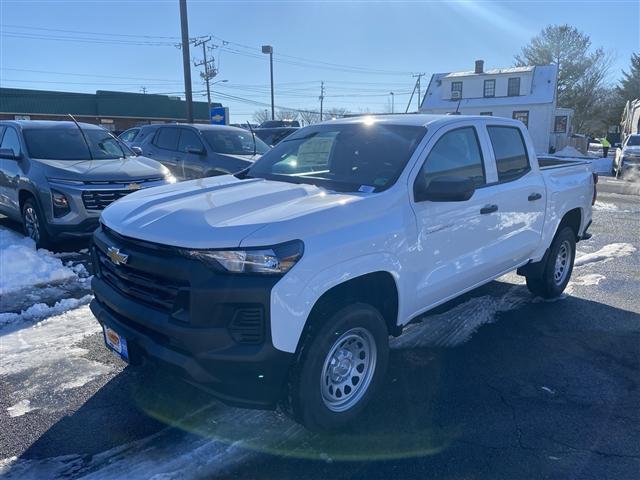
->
[482,124,545,270]
[408,123,501,312]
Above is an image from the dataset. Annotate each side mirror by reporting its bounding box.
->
[0,148,18,160]
[414,175,475,202]
[186,146,205,155]
[131,146,143,156]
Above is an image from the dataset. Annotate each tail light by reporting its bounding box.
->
[592,172,598,205]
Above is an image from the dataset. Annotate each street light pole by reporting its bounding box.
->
[179,0,193,123]
[262,45,274,120]
[390,92,395,113]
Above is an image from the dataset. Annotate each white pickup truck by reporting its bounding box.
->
[90,115,596,431]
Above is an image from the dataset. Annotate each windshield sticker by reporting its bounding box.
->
[358,185,376,193]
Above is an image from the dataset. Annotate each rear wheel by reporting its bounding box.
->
[526,226,576,298]
[283,303,389,432]
[21,197,53,249]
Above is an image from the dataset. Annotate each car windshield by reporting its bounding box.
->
[247,122,426,192]
[626,135,640,146]
[23,127,130,160]
[201,129,270,155]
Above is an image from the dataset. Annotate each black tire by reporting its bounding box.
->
[526,226,576,299]
[282,303,389,432]
[21,197,53,249]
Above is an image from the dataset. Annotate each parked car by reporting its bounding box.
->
[90,115,595,431]
[258,120,301,128]
[134,123,270,180]
[0,120,174,248]
[613,133,640,177]
[118,127,141,146]
[254,126,298,146]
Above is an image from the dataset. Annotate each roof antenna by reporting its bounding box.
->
[67,114,93,160]
[246,121,257,157]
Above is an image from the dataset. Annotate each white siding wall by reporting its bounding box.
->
[441,73,533,100]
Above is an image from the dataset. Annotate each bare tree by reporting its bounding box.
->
[276,109,300,121]
[299,110,320,125]
[324,107,350,119]
[515,24,612,132]
[252,109,270,124]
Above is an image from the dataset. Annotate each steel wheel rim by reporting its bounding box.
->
[320,327,377,413]
[553,240,571,286]
[24,206,40,243]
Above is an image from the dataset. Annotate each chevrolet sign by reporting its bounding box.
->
[107,247,129,266]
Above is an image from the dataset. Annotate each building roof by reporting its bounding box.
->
[421,65,558,110]
[0,88,220,121]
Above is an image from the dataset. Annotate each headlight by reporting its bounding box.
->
[181,240,304,274]
[51,189,71,217]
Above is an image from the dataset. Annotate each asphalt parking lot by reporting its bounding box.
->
[0,179,638,479]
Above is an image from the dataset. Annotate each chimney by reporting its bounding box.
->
[475,59,484,74]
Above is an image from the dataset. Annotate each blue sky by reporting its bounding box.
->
[1,0,638,123]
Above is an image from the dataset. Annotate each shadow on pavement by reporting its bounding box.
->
[13,281,640,479]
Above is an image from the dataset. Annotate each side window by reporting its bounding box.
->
[178,129,204,152]
[417,127,485,191]
[153,127,180,151]
[487,126,531,183]
[1,128,21,156]
[120,129,139,142]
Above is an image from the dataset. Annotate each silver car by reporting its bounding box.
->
[0,120,174,248]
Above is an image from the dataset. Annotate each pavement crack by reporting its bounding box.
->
[485,382,535,452]
[547,436,640,459]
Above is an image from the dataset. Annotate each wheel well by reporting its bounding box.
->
[18,190,35,211]
[301,272,400,349]
[558,208,581,239]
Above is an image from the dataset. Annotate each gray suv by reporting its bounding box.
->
[133,123,270,180]
[0,120,173,247]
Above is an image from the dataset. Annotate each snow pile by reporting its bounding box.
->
[593,201,619,211]
[0,304,112,417]
[0,295,92,327]
[554,146,591,158]
[0,227,77,295]
[574,243,637,267]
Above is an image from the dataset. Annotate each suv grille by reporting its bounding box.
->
[228,308,265,344]
[82,190,131,210]
[95,247,187,312]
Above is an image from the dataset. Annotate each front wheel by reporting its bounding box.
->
[22,198,53,249]
[526,226,576,299]
[283,303,389,432]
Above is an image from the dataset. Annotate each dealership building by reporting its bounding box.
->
[0,88,221,132]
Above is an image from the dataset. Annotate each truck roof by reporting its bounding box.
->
[327,113,523,129]
[0,119,104,130]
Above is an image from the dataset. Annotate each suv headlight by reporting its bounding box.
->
[181,240,304,275]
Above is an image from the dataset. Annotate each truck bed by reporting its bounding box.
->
[538,155,590,169]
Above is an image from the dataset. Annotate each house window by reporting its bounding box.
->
[554,116,568,133]
[480,112,493,116]
[507,77,520,96]
[512,111,529,128]
[483,79,495,98]
[451,81,463,98]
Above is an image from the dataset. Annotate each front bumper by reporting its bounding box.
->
[90,226,294,409]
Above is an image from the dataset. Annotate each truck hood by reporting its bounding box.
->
[34,156,168,182]
[100,175,361,249]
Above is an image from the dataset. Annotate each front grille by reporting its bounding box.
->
[95,247,188,313]
[228,307,265,344]
[82,190,131,210]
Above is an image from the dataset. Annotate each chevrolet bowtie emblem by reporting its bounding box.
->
[211,114,224,122]
[107,246,129,266]
[126,182,141,191]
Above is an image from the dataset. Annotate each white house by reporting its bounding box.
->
[420,61,573,154]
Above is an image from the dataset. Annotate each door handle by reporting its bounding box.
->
[480,204,498,214]
[528,193,542,201]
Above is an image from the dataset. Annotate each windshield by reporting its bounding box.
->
[247,122,426,192]
[23,127,130,160]
[626,135,640,146]
[201,129,270,155]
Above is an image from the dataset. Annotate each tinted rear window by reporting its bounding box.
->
[154,127,180,150]
[487,126,530,182]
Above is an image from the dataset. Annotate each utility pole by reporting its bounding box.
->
[390,91,395,113]
[179,0,193,123]
[262,45,275,120]
[412,73,426,110]
[140,86,147,94]
[193,36,216,121]
[319,81,325,121]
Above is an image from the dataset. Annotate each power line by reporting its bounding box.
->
[0,24,181,39]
